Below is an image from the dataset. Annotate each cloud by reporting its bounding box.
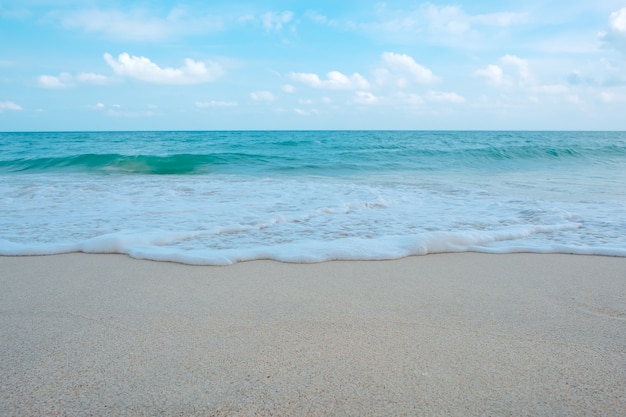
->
[37,74,71,89]
[350,89,463,107]
[599,91,626,103]
[474,64,506,87]
[475,54,531,88]
[306,10,337,27]
[88,103,156,118]
[352,3,527,46]
[37,72,109,89]
[76,72,109,84]
[474,54,584,105]
[195,100,238,108]
[294,108,319,116]
[289,71,370,90]
[352,91,381,105]
[104,53,223,85]
[422,4,470,35]
[425,91,466,104]
[88,102,124,111]
[530,85,569,94]
[57,7,223,42]
[403,93,425,105]
[376,52,439,86]
[250,91,276,101]
[0,101,23,111]
[425,4,528,31]
[610,8,626,32]
[600,7,626,53]
[500,54,531,83]
[38,53,221,89]
[261,11,294,31]
[106,109,155,118]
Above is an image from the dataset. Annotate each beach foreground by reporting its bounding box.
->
[1,253,625,416]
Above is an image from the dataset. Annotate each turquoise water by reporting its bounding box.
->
[1,131,625,264]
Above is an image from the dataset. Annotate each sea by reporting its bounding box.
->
[1,130,625,265]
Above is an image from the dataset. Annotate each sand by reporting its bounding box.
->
[1,253,625,416]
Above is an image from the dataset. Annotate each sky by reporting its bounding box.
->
[1,1,626,131]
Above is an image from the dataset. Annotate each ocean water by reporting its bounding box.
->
[1,130,625,265]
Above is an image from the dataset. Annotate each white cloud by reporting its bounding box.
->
[475,55,532,88]
[424,5,527,34]
[352,91,381,105]
[195,100,238,108]
[377,52,439,86]
[425,91,466,104]
[76,72,109,84]
[422,4,470,35]
[90,102,158,117]
[471,11,528,27]
[475,64,506,87]
[250,91,276,101]
[290,71,370,90]
[600,7,626,53]
[354,3,527,46]
[610,8,626,32]
[424,4,528,31]
[282,84,295,93]
[37,74,71,89]
[404,93,424,105]
[294,108,319,116]
[104,53,223,85]
[475,55,583,106]
[37,71,110,89]
[531,85,569,94]
[58,7,223,42]
[306,10,338,27]
[106,109,155,118]
[89,102,131,111]
[0,101,23,111]
[501,54,531,84]
[238,14,255,24]
[261,11,294,31]
[599,91,626,103]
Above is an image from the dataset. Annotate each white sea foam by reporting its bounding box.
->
[1,170,624,264]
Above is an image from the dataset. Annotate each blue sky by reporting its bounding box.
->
[1,1,626,131]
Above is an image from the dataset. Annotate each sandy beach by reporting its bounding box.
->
[1,253,624,416]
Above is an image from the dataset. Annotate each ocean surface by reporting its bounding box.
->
[1,130,625,264]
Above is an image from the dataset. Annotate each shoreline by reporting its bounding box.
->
[2,253,625,416]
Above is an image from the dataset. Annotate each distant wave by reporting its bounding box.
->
[0,153,274,175]
[1,142,625,175]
